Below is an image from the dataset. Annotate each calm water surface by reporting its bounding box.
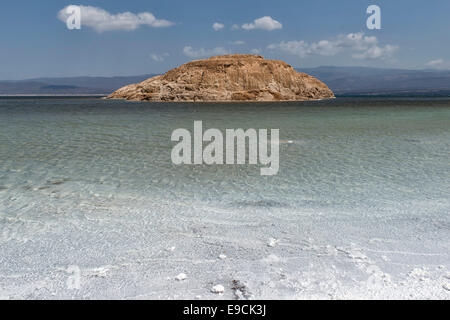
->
[0,97,449,299]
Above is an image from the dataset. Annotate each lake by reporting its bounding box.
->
[0,97,449,299]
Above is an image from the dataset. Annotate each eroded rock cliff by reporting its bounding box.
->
[107,54,334,102]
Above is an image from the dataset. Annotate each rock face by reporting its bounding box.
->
[107,54,334,102]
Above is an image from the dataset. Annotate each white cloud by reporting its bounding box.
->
[426,59,444,67]
[183,46,230,58]
[268,32,398,60]
[212,22,225,31]
[58,5,174,33]
[242,16,282,31]
[250,48,261,54]
[229,40,246,45]
[150,53,169,62]
[352,44,398,59]
[231,24,240,30]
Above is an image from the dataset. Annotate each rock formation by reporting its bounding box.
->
[107,54,334,102]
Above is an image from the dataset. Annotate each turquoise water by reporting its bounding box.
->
[0,97,449,299]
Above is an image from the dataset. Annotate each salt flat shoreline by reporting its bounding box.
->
[1,195,449,300]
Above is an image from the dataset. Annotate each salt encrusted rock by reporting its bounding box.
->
[107,54,334,102]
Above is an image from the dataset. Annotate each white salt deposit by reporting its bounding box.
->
[175,273,187,281]
[268,238,279,247]
[211,285,225,294]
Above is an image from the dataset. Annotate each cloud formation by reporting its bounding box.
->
[242,16,282,31]
[229,40,246,45]
[268,32,398,60]
[58,5,174,32]
[212,22,225,31]
[183,46,230,58]
[426,59,444,67]
[150,53,169,62]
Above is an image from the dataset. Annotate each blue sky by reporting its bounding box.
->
[0,0,449,79]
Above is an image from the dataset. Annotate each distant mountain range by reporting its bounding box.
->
[1,67,450,96]
[0,75,156,95]
[298,66,450,96]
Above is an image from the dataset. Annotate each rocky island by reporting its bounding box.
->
[107,54,334,102]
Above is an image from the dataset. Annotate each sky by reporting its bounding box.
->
[0,0,449,79]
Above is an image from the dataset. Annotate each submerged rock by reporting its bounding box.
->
[107,54,334,102]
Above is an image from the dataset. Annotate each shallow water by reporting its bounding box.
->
[0,97,449,299]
